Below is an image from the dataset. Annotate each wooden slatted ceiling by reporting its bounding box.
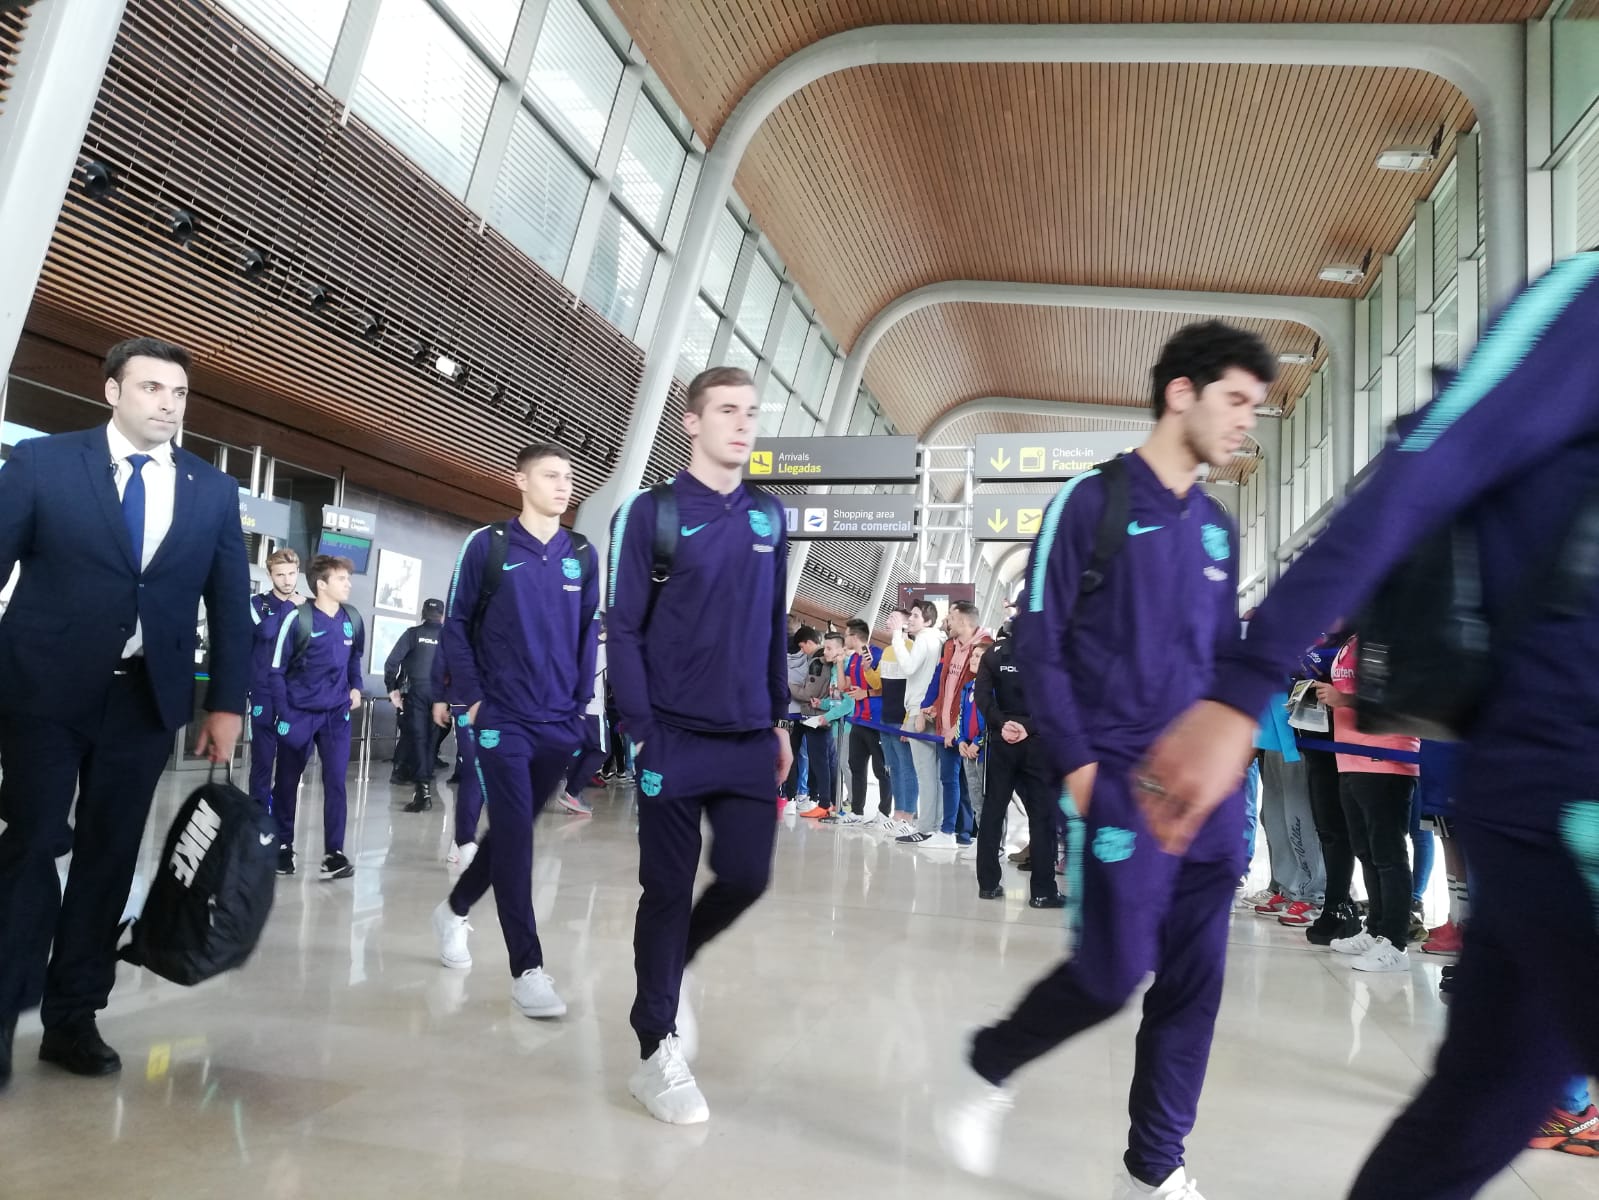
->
[738,62,1473,350]
[870,305,1312,436]
[607,0,1548,143]
[28,0,677,515]
[0,3,28,116]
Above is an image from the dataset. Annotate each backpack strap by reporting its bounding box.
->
[649,483,678,585]
[567,529,596,592]
[288,602,315,672]
[1080,455,1130,597]
[467,522,510,649]
[341,604,363,646]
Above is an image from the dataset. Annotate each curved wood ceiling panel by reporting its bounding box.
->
[870,305,1313,437]
[737,61,1473,346]
[607,0,1549,141]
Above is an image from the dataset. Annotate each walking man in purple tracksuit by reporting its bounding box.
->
[1141,253,1599,1197]
[937,321,1276,1200]
[268,554,366,880]
[247,547,302,807]
[430,443,599,1020]
[608,365,793,1126]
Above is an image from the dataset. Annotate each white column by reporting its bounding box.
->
[1457,132,1484,355]
[0,0,131,380]
[324,0,384,103]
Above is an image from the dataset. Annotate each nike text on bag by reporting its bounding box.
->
[470,522,595,648]
[1355,485,1599,739]
[120,775,278,985]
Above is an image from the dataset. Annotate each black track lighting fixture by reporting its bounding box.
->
[409,340,430,365]
[168,208,198,244]
[580,431,594,456]
[305,282,331,311]
[489,382,507,407]
[82,160,115,200]
[240,247,268,278]
[522,401,539,428]
[552,417,567,441]
[359,312,384,339]
[604,443,618,467]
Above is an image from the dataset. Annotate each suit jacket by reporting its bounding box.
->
[0,426,251,732]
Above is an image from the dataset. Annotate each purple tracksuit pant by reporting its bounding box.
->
[1348,803,1599,1198]
[271,705,353,855]
[248,700,279,807]
[971,764,1248,1187]
[448,710,579,976]
[450,706,484,848]
[630,723,780,1052]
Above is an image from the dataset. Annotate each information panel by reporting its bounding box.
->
[973,432,1142,481]
[776,493,917,540]
[744,436,918,484]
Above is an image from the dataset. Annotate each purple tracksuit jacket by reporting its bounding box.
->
[269,604,363,715]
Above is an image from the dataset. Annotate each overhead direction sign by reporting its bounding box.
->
[974,432,1144,482]
[776,493,917,540]
[744,435,918,484]
[974,493,1055,541]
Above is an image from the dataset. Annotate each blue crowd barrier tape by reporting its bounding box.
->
[843,715,950,745]
[1295,737,1422,765]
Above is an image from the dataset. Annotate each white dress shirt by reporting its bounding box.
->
[106,421,177,657]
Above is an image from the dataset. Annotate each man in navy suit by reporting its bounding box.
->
[0,337,250,1089]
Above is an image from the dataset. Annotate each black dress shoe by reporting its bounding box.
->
[1028,894,1067,909]
[1,1013,15,1089]
[39,1021,121,1076]
[978,887,1005,900]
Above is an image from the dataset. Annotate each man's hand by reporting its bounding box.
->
[193,711,243,763]
[466,701,482,727]
[1002,720,1027,744]
[1065,762,1098,817]
[959,742,978,760]
[774,726,794,784]
[350,689,363,711]
[886,611,906,635]
[847,687,868,702]
[431,702,451,729]
[1136,701,1259,853]
[388,689,404,710]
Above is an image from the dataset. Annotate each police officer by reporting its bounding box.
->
[386,598,445,812]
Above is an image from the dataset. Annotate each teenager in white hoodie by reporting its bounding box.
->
[890,600,946,841]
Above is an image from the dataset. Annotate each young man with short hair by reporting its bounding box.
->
[785,625,834,816]
[430,444,599,1020]
[268,554,366,880]
[939,320,1274,1200]
[608,365,792,1125]
[249,547,302,808]
[921,601,989,849]
[834,618,890,825]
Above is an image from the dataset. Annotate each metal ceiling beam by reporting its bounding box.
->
[579,20,1525,555]
[923,396,1154,444]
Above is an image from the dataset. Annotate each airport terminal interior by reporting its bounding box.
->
[3,0,1599,1197]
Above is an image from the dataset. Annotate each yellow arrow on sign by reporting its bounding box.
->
[987,512,1009,533]
[990,450,1012,472]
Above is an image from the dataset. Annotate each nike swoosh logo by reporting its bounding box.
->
[259,833,275,847]
[310,630,327,638]
[680,524,708,537]
[1127,522,1164,536]
[501,562,526,572]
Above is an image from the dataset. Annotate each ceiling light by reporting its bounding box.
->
[168,208,198,244]
[1255,405,1285,417]
[240,248,268,279]
[82,160,115,200]
[305,282,331,310]
[552,418,567,440]
[433,354,465,383]
[409,340,429,365]
[1277,351,1314,366]
[1376,125,1444,173]
[1318,263,1366,285]
[359,312,384,339]
[580,431,594,455]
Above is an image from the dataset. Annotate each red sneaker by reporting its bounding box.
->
[1529,1105,1599,1155]
[1253,892,1290,916]
[1278,900,1321,927]
[1421,920,1464,956]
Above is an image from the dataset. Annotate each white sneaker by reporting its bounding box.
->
[1350,937,1411,973]
[629,1034,709,1124]
[837,812,866,825]
[511,967,567,1018]
[1235,887,1275,911]
[676,969,699,1062]
[1111,1166,1206,1199]
[795,799,818,816]
[432,900,472,969]
[934,1061,1014,1176]
[1330,929,1379,956]
[920,831,957,850]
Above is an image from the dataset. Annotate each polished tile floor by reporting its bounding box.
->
[1,769,1592,1200]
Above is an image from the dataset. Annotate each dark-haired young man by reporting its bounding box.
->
[0,336,250,1087]
[608,365,792,1125]
[431,444,599,1022]
[938,320,1275,1200]
[269,554,365,880]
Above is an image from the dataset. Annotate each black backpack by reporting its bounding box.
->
[120,771,277,986]
[469,522,596,647]
[621,482,785,625]
[288,601,364,672]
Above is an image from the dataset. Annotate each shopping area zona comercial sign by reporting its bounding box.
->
[776,492,917,540]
